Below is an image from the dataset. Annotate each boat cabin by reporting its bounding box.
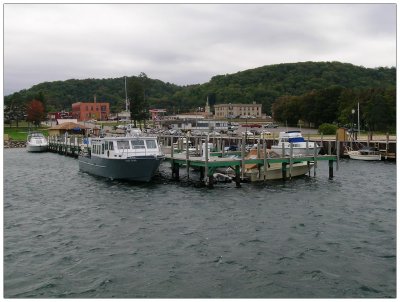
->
[90,137,161,158]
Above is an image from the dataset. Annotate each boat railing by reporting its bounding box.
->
[115,145,162,158]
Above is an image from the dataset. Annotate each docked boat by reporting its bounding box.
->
[245,162,314,181]
[243,148,314,181]
[271,131,321,156]
[78,133,164,182]
[26,132,48,152]
[346,146,382,161]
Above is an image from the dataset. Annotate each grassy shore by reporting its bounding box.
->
[4,123,49,141]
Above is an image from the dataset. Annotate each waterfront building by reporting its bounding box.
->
[149,109,167,120]
[47,121,93,136]
[167,119,229,132]
[72,101,110,121]
[214,102,263,118]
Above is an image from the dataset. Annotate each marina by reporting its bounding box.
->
[3,3,396,299]
[41,126,398,188]
[45,132,340,187]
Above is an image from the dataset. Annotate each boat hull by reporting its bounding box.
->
[245,162,314,181]
[78,155,164,182]
[271,146,321,156]
[26,144,48,152]
[348,152,381,161]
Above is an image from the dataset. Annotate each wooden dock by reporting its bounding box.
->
[158,132,396,160]
[47,135,84,158]
[163,137,339,188]
[45,133,395,188]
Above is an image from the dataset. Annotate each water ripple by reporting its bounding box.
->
[3,149,396,298]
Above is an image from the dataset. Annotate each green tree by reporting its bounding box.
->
[127,76,148,128]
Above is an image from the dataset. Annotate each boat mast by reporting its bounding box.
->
[357,102,360,135]
[125,76,128,112]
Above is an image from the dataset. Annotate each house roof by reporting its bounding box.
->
[49,122,94,130]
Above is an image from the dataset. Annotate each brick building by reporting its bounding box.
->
[72,102,110,121]
[214,102,262,118]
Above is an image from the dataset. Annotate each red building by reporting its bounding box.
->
[72,102,110,121]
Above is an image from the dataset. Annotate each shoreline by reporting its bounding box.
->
[4,141,26,148]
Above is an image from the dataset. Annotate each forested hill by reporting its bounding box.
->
[4,75,182,113]
[174,61,395,115]
[4,61,396,115]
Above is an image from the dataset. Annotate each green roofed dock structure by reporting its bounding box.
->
[162,135,339,188]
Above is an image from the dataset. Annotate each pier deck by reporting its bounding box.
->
[165,151,338,188]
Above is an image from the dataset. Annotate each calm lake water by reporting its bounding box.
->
[4,148,396,298]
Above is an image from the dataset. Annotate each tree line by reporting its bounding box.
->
[3,61,396,130]
[272,86,396,132]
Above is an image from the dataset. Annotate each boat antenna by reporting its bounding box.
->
[125,76,128,112]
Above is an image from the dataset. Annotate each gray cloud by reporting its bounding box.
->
[4,3,396,95]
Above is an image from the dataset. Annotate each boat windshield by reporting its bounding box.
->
[288,137,305,143]
[131,139,145,149]
[117,140,130,149]
[145,140,157,149]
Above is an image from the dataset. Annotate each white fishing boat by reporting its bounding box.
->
[78,131,164,182]
[271,131,321,156]
[346,146,382,161]
[26,132,48,152]
[243,149,314,181]
[244,162,314,181]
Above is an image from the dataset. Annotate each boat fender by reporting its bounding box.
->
[107,150,110,157]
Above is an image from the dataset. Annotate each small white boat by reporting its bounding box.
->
[243,149,313,181]
[347,146,382,161]
[271,131,320,156]
[26,132,48,152]
[245,161,314,181]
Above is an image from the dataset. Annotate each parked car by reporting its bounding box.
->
[263,123,279,128]
[209,131,221,136]
[224,145,239,151]
[241,131,255,137]
[260,131,272,139]
[243,123,262,128]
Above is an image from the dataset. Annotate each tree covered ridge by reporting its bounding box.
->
[182,61,395,114]
[4,62,396,127]
[272,86,396,131]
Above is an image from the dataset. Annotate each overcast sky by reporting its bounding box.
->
[3,3,396,95]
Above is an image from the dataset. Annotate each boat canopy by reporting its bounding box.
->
[288,137,305,143]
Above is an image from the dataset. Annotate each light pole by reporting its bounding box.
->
[351,108,356,140]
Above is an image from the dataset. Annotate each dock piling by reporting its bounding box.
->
[329,160,334,179]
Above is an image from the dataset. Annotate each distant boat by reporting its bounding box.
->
[271,131,320,156]
[346,146,382,161]
[173,137,197,155]
[78,130,164,182]
[26,132,48,152]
